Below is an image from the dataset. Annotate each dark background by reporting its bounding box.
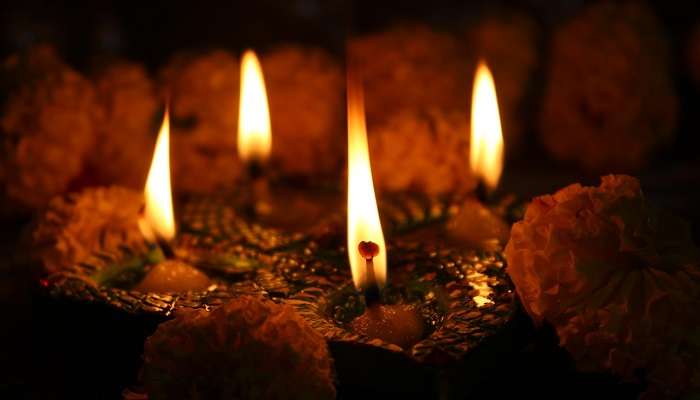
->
[1,0,697,211]
[1,1,699,398]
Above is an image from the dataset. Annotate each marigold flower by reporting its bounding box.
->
[160,50,242,193]
[144,296,336,400]
[33,186,145,274]
[1,45,100,211]
[262,46,344,177]
[369,109,476,196]
[348,24,468,124]
[506,175,700,397]
[91,62,159,188]
[539,2,677,172]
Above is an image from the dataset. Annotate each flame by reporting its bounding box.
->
[238,50,271,162]
[140,109,175,242]
[470,61,504,191]
[347,79,386,290]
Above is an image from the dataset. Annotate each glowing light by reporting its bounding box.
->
[140,109,175,242]
[467,270,494,307]
[470,61,504,191]
[237,49,271,162]
[347,79,387,290]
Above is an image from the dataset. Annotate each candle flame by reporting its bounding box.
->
[140,109,176,242]
[470,61,504,191]
[238,49,271,163]
[347,79,386,290]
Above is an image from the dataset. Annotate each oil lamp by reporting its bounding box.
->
[238,49,273,216]
[279,74,517,385]
[342,73,425,347]
[135,108,211,293]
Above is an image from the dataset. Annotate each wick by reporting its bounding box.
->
[475,180,493,204]
[358,241,381,306]
[156,237,175,259]
[244,159,272,217]
[139,204,175,259]
[247,159,265,181]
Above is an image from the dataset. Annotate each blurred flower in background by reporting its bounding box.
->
[159,50,243,194]
[539,2,677,173]
[262,45,345,178]
[369,109,476,196]
[348,24,468,125]
[90,61,158,189]
[0,45,100,214]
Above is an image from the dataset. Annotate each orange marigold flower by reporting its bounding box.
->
[160,50,242,193]
[348,24,468,124]
[506,175,700,397]
[369,109,476,196]
[1,45,100,212]
[91,61,159,189]
[33,186,145,274]
[262,46,344,178]
[144,296,336,400]
[539,2,677,172]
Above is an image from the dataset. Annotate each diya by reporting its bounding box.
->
[42,190,520,396]
[39,52,523,395]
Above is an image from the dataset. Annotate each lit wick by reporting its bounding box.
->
[238,49,272,216]
[358,240,381,305]
[156,238,175,258]
[139,205,175,259]
[246,159,266,181]
[139,107,177,259]
[470,61,504,203]
[243,158,272,217]
[474,180,491,204]
[347,67,386,301]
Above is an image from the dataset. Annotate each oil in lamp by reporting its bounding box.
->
[237,49,273,216]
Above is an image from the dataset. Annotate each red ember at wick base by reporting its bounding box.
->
[358,240,381,305]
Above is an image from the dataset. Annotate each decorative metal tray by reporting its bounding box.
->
[43,192,520,364]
